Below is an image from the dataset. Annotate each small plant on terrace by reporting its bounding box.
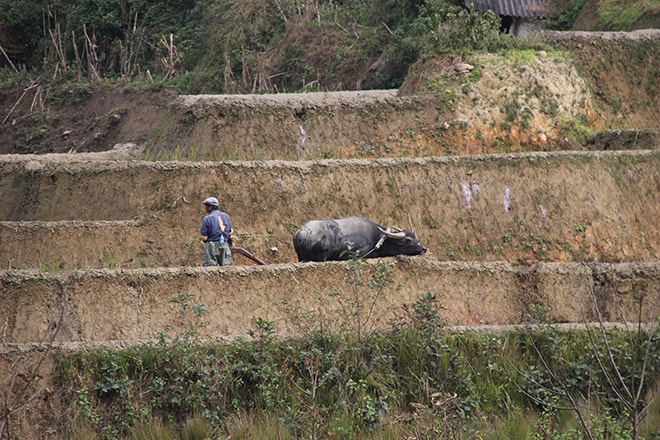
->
[169,292,209,340]
[331,251,394,344]
[526,303,552,325]
[391,292,447,337]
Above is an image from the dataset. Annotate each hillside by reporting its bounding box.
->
[1,1,659,159]
[1,1,659,439]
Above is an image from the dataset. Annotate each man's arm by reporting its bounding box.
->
[200,217,209,243]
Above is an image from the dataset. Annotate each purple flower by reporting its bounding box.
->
[539,204,547,219]
[299,125,307,146]
[471,181,480,197]
[504,186,511,212]
[588,193,599,211]
[461,182,472,210]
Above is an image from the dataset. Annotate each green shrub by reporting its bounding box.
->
[393,0,513,61]
[544,0,588,30]
[55,309,660,438]
[0,0,536,92]
[0,0,201,77]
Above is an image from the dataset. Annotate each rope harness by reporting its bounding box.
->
[360,233,387,258]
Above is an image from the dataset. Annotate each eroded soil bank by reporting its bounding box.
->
[1,151,658,268]
[1,260,658,344]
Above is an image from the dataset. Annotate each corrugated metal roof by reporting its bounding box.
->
[465,0,554,18]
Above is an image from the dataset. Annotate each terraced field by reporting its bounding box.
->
[2,153,658,437]
[1,151,657,269]
[1,30,659,439]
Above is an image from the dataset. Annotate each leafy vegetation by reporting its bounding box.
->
[544,0,588,30]
[2,0,623,96]
[0,0,202,74]
[0,0,433,92]
[56,316,660,439]
[544,0,660,30]
[2,0,656,95]
[595,0,660,30]
[54,257,660,439]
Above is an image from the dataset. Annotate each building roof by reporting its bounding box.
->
[465,0,554,18]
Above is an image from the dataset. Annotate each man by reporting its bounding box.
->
[200,197,233,266]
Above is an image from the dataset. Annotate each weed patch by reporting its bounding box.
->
[55,323,660,438]
[54,262,660,439]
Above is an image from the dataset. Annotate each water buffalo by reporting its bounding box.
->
[293,216,427,262]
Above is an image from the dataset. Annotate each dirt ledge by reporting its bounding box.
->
[2,320,655,356]
[542,28,660,42]
[1,148,656,174]
[1,150,658,266]
[1,259,657,345]
[176,90,423,112]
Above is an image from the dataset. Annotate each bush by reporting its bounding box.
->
[55,305,660,438]
[0,0,517,92]
[0,0,201,77]
[392,0,512,61]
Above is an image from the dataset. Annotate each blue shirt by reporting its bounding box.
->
[200,209,232,242]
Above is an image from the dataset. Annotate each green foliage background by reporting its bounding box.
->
[0,0,202,69]
[2,0,658,94]
[0,0,594,94]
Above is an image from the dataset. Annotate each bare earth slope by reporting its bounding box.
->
[1,151,657,268]
[0,84,174,155]
[1,260,658,344]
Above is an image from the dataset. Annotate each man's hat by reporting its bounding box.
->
[202,197,219,207]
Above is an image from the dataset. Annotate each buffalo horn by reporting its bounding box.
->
[378,227,406,239]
